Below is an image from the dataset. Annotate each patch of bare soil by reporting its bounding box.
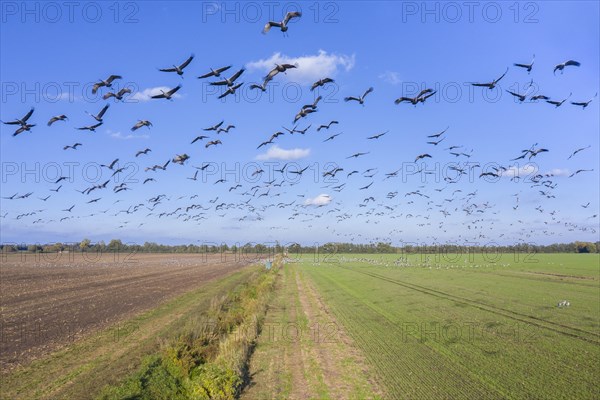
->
[0,252,252,371]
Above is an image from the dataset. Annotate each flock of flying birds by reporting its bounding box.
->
[1,12,598,245]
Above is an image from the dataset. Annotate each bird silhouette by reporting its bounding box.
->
[262,11,302,34]
[159,54,194,77]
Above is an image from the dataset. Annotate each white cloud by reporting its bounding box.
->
[545,168,570,177]
[246,50,355,85]
[256,145,310,161]
[501,164,537,177]
[57,92,81,102]
[304,194,332,206]
[131,86,182,102]
[379,71,401,85]
[108,129,149,140]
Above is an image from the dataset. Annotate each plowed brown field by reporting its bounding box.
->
[0,252,254,371]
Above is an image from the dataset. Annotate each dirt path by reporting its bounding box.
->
[296,268,385,399]
[242,263,383,399]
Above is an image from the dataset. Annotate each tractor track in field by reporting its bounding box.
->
[344,267,600,345]
[242,265,382,399]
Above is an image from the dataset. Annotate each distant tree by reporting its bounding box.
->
[321,243,338,255]
[96,240,106,252]
[43,243,64,252]
[79,238,91,251]
[575,242,597,253]
[0,245,17,253]
[376,242,393,253]
[143,242,159,252]
[288,243,301,254]
[107,239,123,251]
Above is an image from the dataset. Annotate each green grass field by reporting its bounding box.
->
[291,253,600,399]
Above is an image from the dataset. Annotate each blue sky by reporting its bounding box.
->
[1,1,598,246]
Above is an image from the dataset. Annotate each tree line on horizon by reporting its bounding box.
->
[1,240,598,254]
